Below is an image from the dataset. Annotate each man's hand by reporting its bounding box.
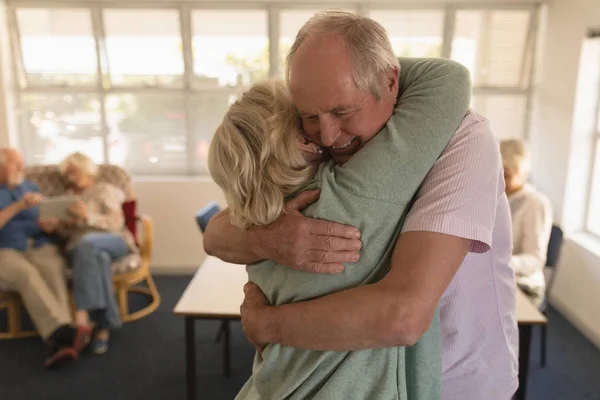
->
[241,282,272,353]
[68,201,88,221]
[19,192,44,210]
[38,217,59,233]
[255,189,362,273]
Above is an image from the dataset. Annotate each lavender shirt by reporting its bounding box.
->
[402,109,519,399]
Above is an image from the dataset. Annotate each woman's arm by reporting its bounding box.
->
[84,184,126,232]
[512,196,553,277]
[330,58,471,202]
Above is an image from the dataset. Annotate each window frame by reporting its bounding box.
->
[584,61,600,237]
[6,1,542,176]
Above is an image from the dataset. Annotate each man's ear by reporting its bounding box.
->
[386,66,400,95]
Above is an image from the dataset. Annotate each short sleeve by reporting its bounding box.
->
[401,111,503,253]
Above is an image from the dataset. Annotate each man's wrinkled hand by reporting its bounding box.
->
[241,282,272,353]
[255,189,362,274]
[19,192,44,210]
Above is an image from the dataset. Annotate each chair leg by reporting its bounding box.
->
[117,284,129,318]
[7,297,21,337]
[540,324,547,367]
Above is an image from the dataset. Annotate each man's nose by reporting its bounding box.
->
[319,118,342,147]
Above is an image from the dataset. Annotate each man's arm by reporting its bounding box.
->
[0,188,43,230]
[243,113,503,351]
[253,231,469,350]
[0,202,25,230]
[203,190,362,272]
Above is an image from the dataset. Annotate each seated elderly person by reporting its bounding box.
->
[500,139,553,307]
[0,147,91,368]
[40,152,136,355]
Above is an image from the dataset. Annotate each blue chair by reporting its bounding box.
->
[540,225,564,367]
[196,201,221,233]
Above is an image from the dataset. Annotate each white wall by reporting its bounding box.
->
[530,0,600,349]
[133,178,225,272]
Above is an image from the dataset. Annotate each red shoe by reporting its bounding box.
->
[44,347,78,369]
[73,325,93,353]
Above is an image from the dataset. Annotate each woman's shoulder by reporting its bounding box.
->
[521,185,552,213]
[91,182,126,202]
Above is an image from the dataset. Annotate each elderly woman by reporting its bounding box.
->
[500,139,553,307]
[42,152,136,354]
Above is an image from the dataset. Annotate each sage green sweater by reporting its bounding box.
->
[237,58,471,400]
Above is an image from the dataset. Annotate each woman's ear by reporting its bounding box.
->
[297,140,323,155]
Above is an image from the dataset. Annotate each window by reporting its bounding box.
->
[103,9,184,88]
[472,94,527,139]
[452,10,530,87]
[8,4,540,176]
[453,9,533,140]
[192,10,268,87]
[16,9,97,87]
[279,8,354,75]
[20,93,104,164]
[587,104,600,236]
[368,10,444,58]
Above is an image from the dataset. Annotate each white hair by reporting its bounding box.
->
[285,10,400,99]
[500,138,531,176]
[60,152,99,177]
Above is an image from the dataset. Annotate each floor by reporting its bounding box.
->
[0,275,598,400]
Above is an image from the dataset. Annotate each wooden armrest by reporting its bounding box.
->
[135,215,153,259]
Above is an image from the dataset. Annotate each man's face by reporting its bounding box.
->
[1,150,24,188]
[289,34,398,164]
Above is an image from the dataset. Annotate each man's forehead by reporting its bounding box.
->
[290,73,362,113]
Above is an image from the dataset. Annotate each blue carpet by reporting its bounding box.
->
[0,275,598,400]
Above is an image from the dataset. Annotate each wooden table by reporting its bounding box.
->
[173,256,245,400]
[515,288,548,400]
[174,257,547,400]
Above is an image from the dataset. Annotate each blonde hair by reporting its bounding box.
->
[285,10,400,99]
[60,152,98,177]
[208,79,316,228]
[500,139,530,176]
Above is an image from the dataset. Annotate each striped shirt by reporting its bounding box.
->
[402,110,519,399]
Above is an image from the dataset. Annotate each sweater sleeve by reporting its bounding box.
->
[312,57,472,219]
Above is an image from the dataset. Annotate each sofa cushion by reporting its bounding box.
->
[25,164,135,200]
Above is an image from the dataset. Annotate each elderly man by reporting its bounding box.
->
[204,11,518,400]
[0,148,91,367]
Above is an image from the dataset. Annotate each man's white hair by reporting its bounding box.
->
[285,10,400,100]
[60,152,99,177]
[500,138,531,176]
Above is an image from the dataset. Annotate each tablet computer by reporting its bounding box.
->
[39,196,79,220]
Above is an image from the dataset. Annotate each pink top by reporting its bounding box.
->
[402,110,518,399]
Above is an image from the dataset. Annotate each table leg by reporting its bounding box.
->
[215,321,225,343]
[516,325,532,400]
[223,319,231,378]
[185,317,196,400]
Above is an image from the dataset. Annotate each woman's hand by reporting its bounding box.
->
[38,217,59,233]
[68,201,88,221]
[297,137,326,165]
[241,282,273,353]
